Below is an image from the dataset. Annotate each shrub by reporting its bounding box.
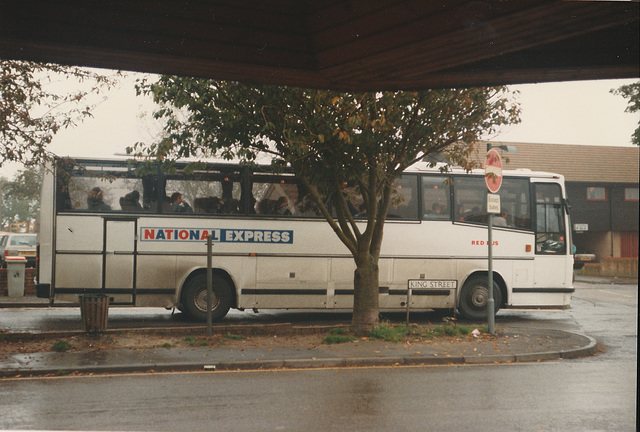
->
[457,325,473,335]
[52,340,70,352]
[422,329,438,338]
[321,334,355,344]
[443,326,458,336]
[328,327,348,335]
[369,323,412,342]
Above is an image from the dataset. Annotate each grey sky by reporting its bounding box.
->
[495,78,638,147]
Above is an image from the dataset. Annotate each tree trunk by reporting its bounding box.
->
[350,253,380,335]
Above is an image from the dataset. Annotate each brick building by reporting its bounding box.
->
[479,142,639,261]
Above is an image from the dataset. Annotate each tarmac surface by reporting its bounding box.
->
[1,275,631,378]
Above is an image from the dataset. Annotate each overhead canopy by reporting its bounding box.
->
[1,1,638,91]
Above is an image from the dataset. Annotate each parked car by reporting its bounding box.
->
[573,253,597,270]
[0,232,37,268]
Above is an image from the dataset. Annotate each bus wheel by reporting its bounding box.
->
[181,273,232,322]
[458,275,502,321]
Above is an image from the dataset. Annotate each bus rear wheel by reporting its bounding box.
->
[458,275,502,321]
[181,273,232,322]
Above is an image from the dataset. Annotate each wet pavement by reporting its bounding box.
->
[1,328,596,378]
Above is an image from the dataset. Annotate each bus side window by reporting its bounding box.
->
[453,177,485,222]
[70,179,116,212]
[497,178,531,229]
[388,175,418,220]
[253,174,298,217]
[422,176,450,220]
[165,170,243,215]
[452,176,531,229]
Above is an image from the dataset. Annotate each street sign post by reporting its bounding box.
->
[484,149,503,336]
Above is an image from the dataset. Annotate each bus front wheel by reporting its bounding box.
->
[181,273,232,322]
[458,275,502,321]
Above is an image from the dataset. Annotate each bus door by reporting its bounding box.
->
[103,218,137,305]
[533,182,569,288]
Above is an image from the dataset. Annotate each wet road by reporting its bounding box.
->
[0,279,637,431]
[1,358,635,432]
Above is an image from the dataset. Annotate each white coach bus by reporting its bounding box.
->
[36,157,574,321]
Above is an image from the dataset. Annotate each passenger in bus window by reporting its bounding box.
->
[296,194,321,216]
[432,202,447,218]
[194,196,222,213]
[277,196,292,216]
[494,209,508,226]
[431,203,441,215]
[120,190,143,211]
[352,203,367,217]
[220,198,240,214]
[170,192,193,213]
[257,199,273,215]
[468,206,485,222]
[87,187,111,211]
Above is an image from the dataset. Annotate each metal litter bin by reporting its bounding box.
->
[79,294,109,332]
[6,256,27,297]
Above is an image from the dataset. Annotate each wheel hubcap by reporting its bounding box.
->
[470,286,488,308]
[194,288,219,312]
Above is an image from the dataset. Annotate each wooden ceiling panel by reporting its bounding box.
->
[2,1,314,69]
[318,2,634,84]
[0,1,637,91]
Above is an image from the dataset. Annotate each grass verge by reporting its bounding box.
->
[321,327,356,344]
[320,322,490,345]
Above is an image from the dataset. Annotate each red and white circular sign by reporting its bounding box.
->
[485,149,503,193]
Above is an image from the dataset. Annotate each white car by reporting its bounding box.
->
[0,232,37,268]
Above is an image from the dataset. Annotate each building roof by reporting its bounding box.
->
[0,1,638,91]
[477,142,639,184]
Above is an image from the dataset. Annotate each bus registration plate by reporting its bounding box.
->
[408,279,457,290]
